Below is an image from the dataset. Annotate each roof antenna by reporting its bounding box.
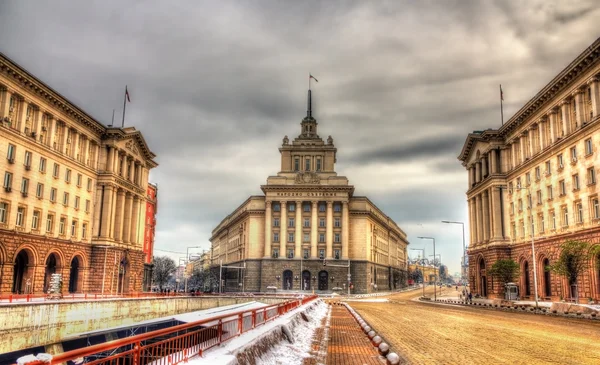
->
[108,109,115,127]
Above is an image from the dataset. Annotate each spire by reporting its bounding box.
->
[307,89,312,118]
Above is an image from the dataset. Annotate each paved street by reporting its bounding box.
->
[350,287,600,365]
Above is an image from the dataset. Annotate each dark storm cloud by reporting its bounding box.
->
[347,135,464,164]
[1,0,598,273]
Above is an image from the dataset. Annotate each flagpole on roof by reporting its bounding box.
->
[122,85,130,128]
[500,84,504,126]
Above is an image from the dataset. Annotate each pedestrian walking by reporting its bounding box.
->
[468,292,473,304]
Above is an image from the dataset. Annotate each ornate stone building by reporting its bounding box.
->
[0,52,158,294]
[458,37,600,301]
[210,89,408,294]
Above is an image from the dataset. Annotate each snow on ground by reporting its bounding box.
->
[187,300,328,365]
[256,301,329,365]
[345,298,389,303]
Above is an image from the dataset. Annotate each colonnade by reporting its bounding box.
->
[264,200,349,260]
[468,187,504,245]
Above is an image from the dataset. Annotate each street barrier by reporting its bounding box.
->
[18,295,317,365]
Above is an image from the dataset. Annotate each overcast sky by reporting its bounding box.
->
[1,0,599,275]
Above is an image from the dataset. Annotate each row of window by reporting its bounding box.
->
[293,156,323,172]
[0,202,88,238]
[272,202,343,213]
[272,216,342,228]
[6,144,94,187]
[510,197,600,238]
[271,248,341,260]
[3,171,91,211]
[511,140,594,190]
[273,232,342,243]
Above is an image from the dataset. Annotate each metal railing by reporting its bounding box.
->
[19,295,317,365]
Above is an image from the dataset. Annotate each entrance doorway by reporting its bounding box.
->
[117,257,129,294]
[44,253,59,293]
[12,250,29,294]
[478,257,487,297]
[318,270,328,291]
[543,258,551,297]
[524,261,531,296]
[283,270,293,290]
[302,270,311,291]
[68,257,80,293]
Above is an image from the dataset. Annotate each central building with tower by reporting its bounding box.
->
[209,89,408,294]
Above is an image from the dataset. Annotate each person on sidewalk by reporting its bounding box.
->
[468,292,473,304]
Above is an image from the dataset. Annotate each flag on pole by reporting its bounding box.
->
[310,74,319,83]
[125,86,131,102]
[500,84,504,101]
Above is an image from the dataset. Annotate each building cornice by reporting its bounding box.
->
[498,37,600,138]
[0,52,106,136]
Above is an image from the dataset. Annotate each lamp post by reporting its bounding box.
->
[441,220,466,283]
[499,186,539,308]
[410,248,425,298]
[418,236,436,301]
[184,246,203,292]
[430,253,442,296]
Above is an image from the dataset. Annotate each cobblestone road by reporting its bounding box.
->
[350,287,600,365]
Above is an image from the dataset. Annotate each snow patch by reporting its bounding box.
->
[256,301,329,365]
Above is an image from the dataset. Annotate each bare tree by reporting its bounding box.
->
[152,256,177,290]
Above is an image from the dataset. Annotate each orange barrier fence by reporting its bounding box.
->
[0,291,305,304]
[19,295,317,365]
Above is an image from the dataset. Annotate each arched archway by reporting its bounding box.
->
[43,253,62,293]
[282,270,293,290]
[522,261,531,296]
[13,250,33,294]
[302,270,311,291]
[477,257,487,297]
[542,258,551,298]
[318,270,328,291]
[118,256,130,294]
[68,256,82,293]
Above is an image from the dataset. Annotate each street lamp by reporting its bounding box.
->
[442,220,466,283]
[499,185,539,308]
[430,253,442,295]
[410,248,425,298]
[418,236,436,301]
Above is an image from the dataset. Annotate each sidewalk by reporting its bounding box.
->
[323,303,385,365]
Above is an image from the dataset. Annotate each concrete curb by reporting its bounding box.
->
[420,297,600,320]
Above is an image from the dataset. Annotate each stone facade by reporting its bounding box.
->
[458,37,600,300]
[210,89,409,294]
[0,52,158,294]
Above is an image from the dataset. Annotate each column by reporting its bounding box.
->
[560,100,570,136]
[482,190,490,241]
[114,190,126,241]
[548,110,557,143]
[342,201,349,259]
[0,87,10,117]
[475,162,481,183]
[311,201,318,258]
[264,201,272,258]
[490,150,497,175]
[326,201,333,259]
[16,98,27,133]
[492,187,503,239]
[589,77,600,118]
[573,90,585,126]
[538,120,545,151]
[510,142,516,169]
[518,136,525,162]
[72,131,80,161]
[295,201,302,258]
[107,146,115,173]
[476,194,483,243]
[122,193,133,244]
[130,196,140,244]
[100,185,113,238]
[481,155,488,178]
[280,202,287,258]
[110,186,117,239]
[469,198,475,244]
[33,106,42,138]
[83,138,90,166]
[468,166,473,188]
